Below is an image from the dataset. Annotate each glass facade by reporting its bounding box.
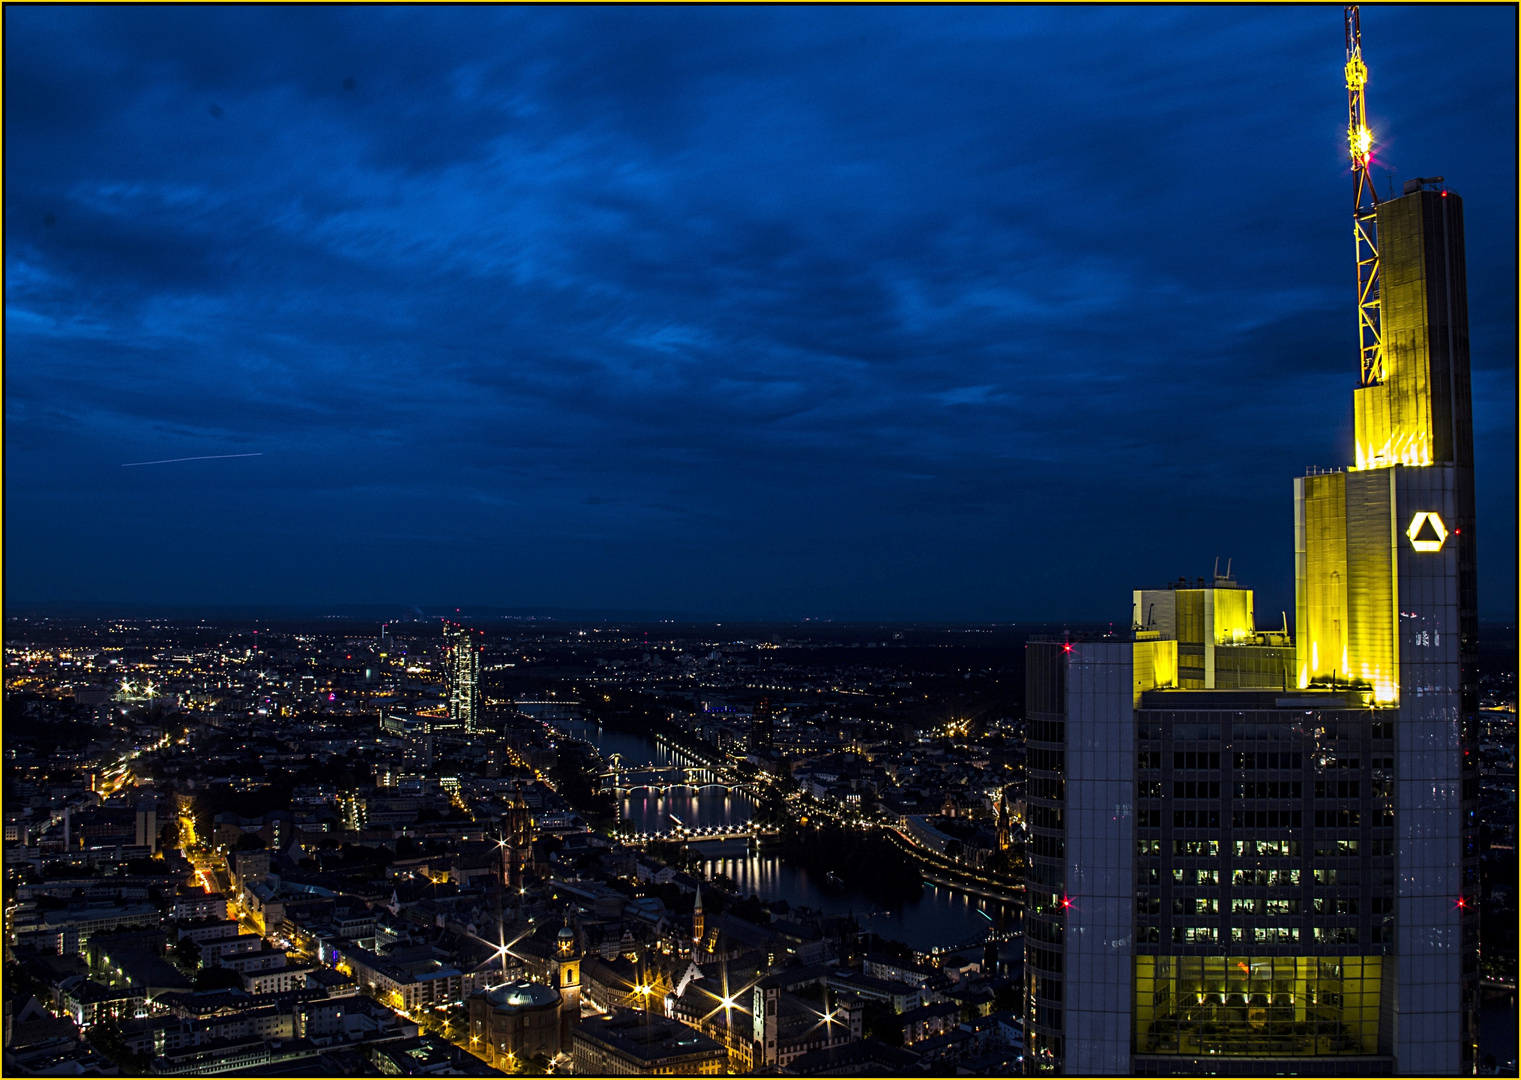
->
[1134,955,1382,1057]
[1064,642,1138,1076]
[1023,640,1067,1074]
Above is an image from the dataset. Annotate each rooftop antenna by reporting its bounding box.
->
[1225,558,1233,580]
[1346,5,1386,387]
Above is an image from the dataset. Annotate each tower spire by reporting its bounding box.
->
[1345,5,1385,387]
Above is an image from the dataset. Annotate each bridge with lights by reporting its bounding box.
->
[616,815,781,844]
[600,765,756,798]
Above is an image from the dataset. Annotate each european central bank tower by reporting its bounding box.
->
[1022,181,1479,1073]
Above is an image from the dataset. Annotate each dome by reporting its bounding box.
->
[484,979,560,1012]
[558,923,576,942]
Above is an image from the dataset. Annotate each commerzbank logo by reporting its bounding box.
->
[1406,511,1449,553]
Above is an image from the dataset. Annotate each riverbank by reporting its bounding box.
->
[884,826,1023,907]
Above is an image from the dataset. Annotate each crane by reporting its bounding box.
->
[1345,5,1384,387]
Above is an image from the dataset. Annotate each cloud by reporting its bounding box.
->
[3,5,1514,618]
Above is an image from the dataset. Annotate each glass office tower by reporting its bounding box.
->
[1024,183,1477,1075]
[444,622,481,734]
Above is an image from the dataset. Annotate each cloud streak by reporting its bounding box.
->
[121,453,263,468]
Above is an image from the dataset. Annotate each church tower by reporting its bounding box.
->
[551,916,581,1050]
[692,883,705,952]
[502,782,533,890]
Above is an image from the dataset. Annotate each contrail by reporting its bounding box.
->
[121,453,263,467]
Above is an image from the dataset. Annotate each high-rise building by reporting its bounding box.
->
[444,622,481,734]
[750,698,775,752]
[1022,138,1477,1080]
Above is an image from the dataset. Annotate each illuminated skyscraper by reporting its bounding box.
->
[1021,119,1477,1080]
[444,622,481,734]
[1290,177,1478,1075]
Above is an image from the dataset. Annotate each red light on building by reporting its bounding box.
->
[1061,896,1071,908]
[1062,643,1073,653]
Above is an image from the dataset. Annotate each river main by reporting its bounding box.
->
[554,719,1019,954]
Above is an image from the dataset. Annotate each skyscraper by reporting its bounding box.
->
[1021,85,1478,1080]
[444,622,481,734]
[750,697,775,753]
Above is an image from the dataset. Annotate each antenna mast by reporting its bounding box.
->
[1345,5,1384,387]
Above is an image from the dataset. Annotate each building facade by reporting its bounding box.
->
[571,1009,727,1076]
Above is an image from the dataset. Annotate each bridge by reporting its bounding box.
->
[933,922,1022,957]
[599,765,754,798]
[618,821,781,843]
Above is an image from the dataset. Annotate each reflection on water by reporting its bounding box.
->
[1479,993,1517,1070]
[556,717,1020,953]
[621,786,757,836]
[556,719,680,768]
[704,853,1018,954]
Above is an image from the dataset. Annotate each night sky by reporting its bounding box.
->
[5,6,1515,621]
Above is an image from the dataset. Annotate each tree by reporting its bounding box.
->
[192,967,243,992]
[86,1019,152,1074]
[993,982,1020,1013]
[862,1000,903,1047]
[174,936,202,970]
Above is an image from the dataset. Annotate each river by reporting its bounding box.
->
[552,719,1020,954]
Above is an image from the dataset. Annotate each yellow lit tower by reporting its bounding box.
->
[1293,5,1479,1070]
[1296,8,1478,705]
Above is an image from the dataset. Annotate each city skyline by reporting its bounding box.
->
[5,6,1515,622]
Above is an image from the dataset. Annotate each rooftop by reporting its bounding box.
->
[477,978,560,1012]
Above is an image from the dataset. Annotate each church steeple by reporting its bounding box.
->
[552,913,582,1050]
[692,883,705,949]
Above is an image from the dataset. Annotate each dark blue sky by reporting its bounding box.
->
[5,5,1515,621]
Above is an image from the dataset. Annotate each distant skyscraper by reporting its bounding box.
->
[444,623,481,734]
[750,698,775,752]
[1022,182,1477,1074]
